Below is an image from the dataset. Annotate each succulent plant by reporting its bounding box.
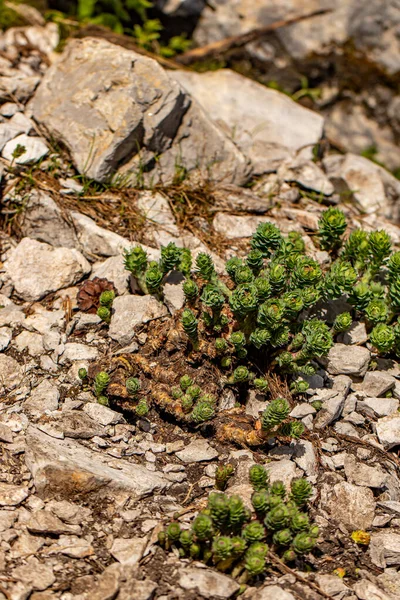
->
[290,478,313,507]
[97,305,111,324]
[318,207,347,251]
[215,464,234,491]
[242,521,266,543]
[229,366,250,384]
[135,399,149,417]
[124,245,148,276]
[196,252,215,281]
[253,378,269,393]
[229,284,258,319]
[181,309,199,348]
[249,464,269,491]
[233,265,255,285]
[292,532,316,554]
[257,299,286,330]
[77,277,116,313]
[186,385,201,400]
[370,323,395,354]
[333,312,352,333]
[78,368,87,381]
[270,481,286,498]
[368,230,392,265]
[365,298,389,325]
[192,513,214,541]
[191,401,215,423]
[94,371,110,398]
[290,379,309,395]
[261,398,290,431]
[246,249,264,274]
[161,242,182,273]
[160,465,317,582]
[183,279,199,303]
[126,377,141,396]
[251,222,283,257]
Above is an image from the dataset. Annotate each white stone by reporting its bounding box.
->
[109,295,168,346]
[0,326,12,351]
[137,191,178,234]
[344,454,388,488]
[110,536,148,565]
[176,439,219,463]
[325,343,370,377]
[360,371,396,397]
[12,556,55,591]
[5,238,91,301]
[376,415,400,449]
[2,133,49,164]
[24,380,59,418]
[173,69,324,174]
[357,397,399,418]
[0,482,29,506]
[292,440,318,477]
[71,211,132,257]
[14,330,44,356]
[179,567,240,599]
[353,580,393,600]
[59,343,98,362]
[91,256,130,296]
[267,459,302,490]
[338,321,368,345]
[369,530,400,568]
[0,354,24,391]
[25,426,169,499]
[83,402,125,426]
[321,481,375,530]
[243,586,296,600]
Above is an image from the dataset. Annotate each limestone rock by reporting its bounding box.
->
[360,371,396,397]
[322,481,375,530]
[172,69,324,174]
[369,530,400,568]
[110,536,148,565]
[175,438,219,463]
[324,343,370,377]
[21,190,77,248]
[12,557,55,591]
[344,454,388,488]
[24,380,59,418]
[25,426,169,499]
[2,133,49,164]
[357,397,399,418]
[82,402,125,426]
[179,567,240,599]
[243,586,296,600]
[353,580,394,600]
[109,295,168,346]
[376,415,400,449]
[0,354,24,391]
[0,482,29,506]
[5,238,91,301]
[71,212,132,257]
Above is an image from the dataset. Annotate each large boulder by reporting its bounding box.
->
[172,69,324,173]
[31,37,250,186]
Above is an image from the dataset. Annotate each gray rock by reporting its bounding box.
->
[359,371,395,397]
[46,534,94,558]
[282,157,334,195]
[0,354,24,391]
[0,326,12,351]
[110,536,148,565]
[176,439,219,463]
[0,117,27,151]
[12,557,55,591]
[324,153,400,219]
[353,580,393,600]
[0,482,29,506]
[173,69,323,174]
[292,440,318,478]
[47,499,91,524]
[25,426,169,499]
[109,295,168,346]
[369,530,400,568]
[324,343,370,377]
[357,397,399,418]
[344,454,388,488]
[0,303,26,327]
[2,133,49,164]
[5,238,91,301]
[14,330,44,356]
[91,256,130,296]
[58,411,105,439]
[82,402,125,426]
[314,391,346,430]
[21,190,78,248]
[376,415,400,449]
[267,459,302,490]
[243,586,296,600]
[338,321,368,346]
[71,212,132,257]
[32,37,189,182]
[137,191,178,234]
[60,342,99,362]
[322,481,375,530]
[90,563,121,600]
[377,572,400,599]
[27,510,81,535]
[0,422,13,443]
[163,271,185,314]
[314,575,349,598]
[213,214,283,239]
[24,380,59,418]
[290,403,316,418]
[179,567,240,599]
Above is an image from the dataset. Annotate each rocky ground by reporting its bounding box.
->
[2,3,400,600]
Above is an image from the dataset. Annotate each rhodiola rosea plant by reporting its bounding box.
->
[89,207,400,441]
